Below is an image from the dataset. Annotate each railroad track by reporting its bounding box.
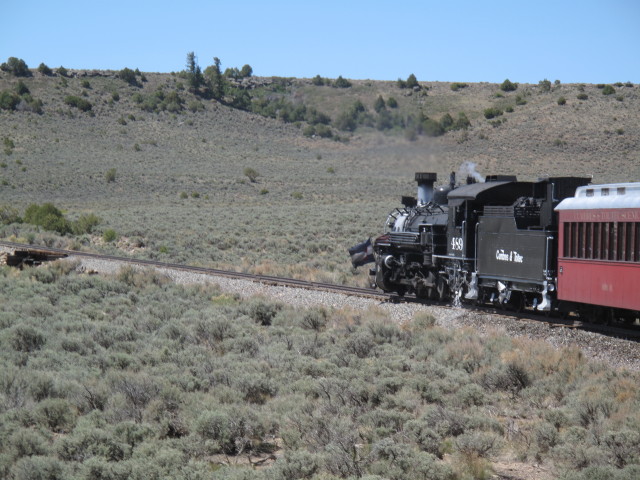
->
[1,240,638,340]
[0,240,388,300]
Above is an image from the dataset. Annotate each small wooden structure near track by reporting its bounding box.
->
[3,248,67,268]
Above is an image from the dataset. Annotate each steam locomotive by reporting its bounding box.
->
[371,172,640,322]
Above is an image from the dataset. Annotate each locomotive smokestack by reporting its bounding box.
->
[415,172,437,205]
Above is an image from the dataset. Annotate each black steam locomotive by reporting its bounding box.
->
[372,172,590,312]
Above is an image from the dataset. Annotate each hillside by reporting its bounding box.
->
[1,66,640,480]
[0,68,639,282]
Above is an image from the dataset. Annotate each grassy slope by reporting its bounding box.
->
[0,71,639,285]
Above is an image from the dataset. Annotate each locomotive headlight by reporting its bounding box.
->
[547,283,555,292]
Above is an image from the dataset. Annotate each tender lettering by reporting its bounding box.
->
[496,249,524,263]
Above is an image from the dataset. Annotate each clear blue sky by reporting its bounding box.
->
[2,0,639,83]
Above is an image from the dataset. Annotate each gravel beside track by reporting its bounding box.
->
[68,254,640,372]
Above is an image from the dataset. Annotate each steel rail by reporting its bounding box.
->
[0,241,388,300]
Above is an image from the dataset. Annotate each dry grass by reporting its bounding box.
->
[1,71,638,282]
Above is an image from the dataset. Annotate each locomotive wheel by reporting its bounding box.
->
[507,291,525,313]
[375,267,393,293]
[414,286,429,300]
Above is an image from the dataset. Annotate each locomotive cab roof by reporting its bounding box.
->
[448,176,592,207]
[447,180,529,206]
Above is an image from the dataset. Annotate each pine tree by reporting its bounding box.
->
[186,52,204,92]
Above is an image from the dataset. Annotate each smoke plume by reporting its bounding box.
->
[457,161,484,183]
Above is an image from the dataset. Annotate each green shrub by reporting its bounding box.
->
[73,213,101,234]
[334,109,357,131]
[37,63,53,76]
[64,95,92,112]
[57,66,68,77]
[333,75,352,88]
[243,167,259,182]
[300,307,328,331]
[387,97,398,108]
[500,78,518,91]
[103,229,117,242]
[15,80,30,95]
[577,93,588,100]
[1,57,30,77]
[136,89,184,113]
[9,429,50,458]
[602,85,615,95]
[23,203,72,234]
[188,100,204,112]
[196,407,267,454]
[375,109,394,130]
[439,113,454,130]
[303,125,316,137]
[3,136,15,154]
[0,204,21,224]
[397,73,420,90]
[118,67,139,86]
[0,90,20,111]
[17,93,44,114]
[312,74,325,86]
[406,73,419,89]
[272,450,321,480]
[450,82,468,91]
[10,324,46,352]
[557,97,566,105]
[539,78,552,92]
[10,456,65,480]
[422,118,444,137]
[534,421,559,454]
[105,168,116,183]
[483,107,503,119]
[36,398,76,432]
[455,431,501,458]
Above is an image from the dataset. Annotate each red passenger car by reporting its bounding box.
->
[555,183,640,321]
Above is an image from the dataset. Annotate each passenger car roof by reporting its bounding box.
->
[555,183,640,211]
